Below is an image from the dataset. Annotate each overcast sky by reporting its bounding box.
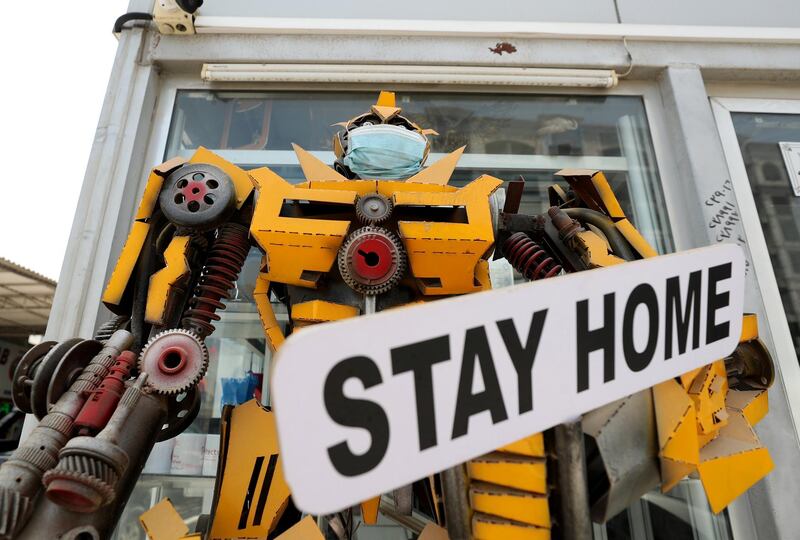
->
[0,1,130,280]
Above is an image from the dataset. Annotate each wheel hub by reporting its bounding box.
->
[339,226,406,295]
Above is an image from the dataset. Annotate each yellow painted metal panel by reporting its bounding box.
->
[405,147,464,185]
[470,483,550,528]
[134,157,187,221]
[210,400,290,539]
[396,175,502,295]
[472,514,550,540]
[293,143,349,182]
[145,235,191,324]
[102,221,150,308]
[292,300,359,323]
[590,171,626,219]
[250,167,355,287]
[189,147,255,208]
[376,91,396,107]
[275,516,324,540]
[135,172,165,222]
[139,498,189,540]
[499,433,545,458]
[697,410,774,513]
[360,496,381,525]
[468,454,547,494]
[740,314,759,342]
[653,379,699,466]
[615,218,658,259]
[727,389,769,427]
[254,273,285,352]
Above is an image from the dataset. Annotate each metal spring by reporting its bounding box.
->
[181,223,250,339]
[503,232,562,281]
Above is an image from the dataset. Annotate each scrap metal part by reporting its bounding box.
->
[138,328,209,395]
[582,390,660,523]
[0,330,133,539]
[355,193,393,224]
[338,226,406,295]
[43,375,148,513]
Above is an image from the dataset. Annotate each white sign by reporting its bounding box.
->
[272,244,745,515]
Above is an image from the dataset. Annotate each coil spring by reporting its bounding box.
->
[503,232,563,281]
[181,223,250,339]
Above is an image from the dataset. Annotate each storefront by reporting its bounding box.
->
[47,1,800,538]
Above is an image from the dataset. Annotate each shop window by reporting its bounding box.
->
[115,91,693,539]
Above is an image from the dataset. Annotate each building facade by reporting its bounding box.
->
[48,0,800,538]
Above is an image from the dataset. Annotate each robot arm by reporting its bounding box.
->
[0,150,258,539]
[496,169,776,522]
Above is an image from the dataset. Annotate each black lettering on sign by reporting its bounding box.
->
[324,356,390,477]
[665,271,702,359]
[391,336,451,451]
[576,294,616,392]
[622,284,659,372]
[451,326,508,439]
[496,309,548,415]
[707,262,732,344]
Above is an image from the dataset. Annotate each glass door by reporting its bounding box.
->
[711,98,800,442]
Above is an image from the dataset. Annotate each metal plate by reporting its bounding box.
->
[31,338,83,420]
[156,386,201,442]
[12,341,57,413]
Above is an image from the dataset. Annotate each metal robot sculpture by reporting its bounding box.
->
[0,92,775,540]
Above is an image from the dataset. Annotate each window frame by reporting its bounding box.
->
[710,96,800,441]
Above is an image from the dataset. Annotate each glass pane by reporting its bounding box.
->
[166,91,672,253]
[120,90,677,538]
[732,112,800,357]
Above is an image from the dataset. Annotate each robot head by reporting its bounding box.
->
[332,91,437,180]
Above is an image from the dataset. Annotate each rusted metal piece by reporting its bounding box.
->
[0,331,133,539]
[73,350,137,435]
[503,232,563,280]
[503,178,525,214]
[548,206,584,243]
[553,422,593,540]
[441,465,471,540]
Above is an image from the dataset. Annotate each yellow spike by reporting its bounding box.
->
[292,143,348,182]
[406,146,465,185]
[371,105,402,121]
[376,91,396,107]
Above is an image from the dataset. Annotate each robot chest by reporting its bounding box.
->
[249,173,502,297]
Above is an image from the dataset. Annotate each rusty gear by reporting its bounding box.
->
[355,193,393,224]
[138,329,209,395]
[338,226,406,295]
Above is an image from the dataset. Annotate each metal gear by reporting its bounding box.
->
[159,163,237,231]
[138,329,209,395]
[355,193,393,224]
[338,226,406,295]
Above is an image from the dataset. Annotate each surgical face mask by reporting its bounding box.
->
[343,124,427,179]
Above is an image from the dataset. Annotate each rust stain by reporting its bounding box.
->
[489,42,517,55]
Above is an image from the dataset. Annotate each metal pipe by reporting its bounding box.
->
[0,330,133,539]
[441,465,471,540]
[554,421,593,540]
[563,208,637,261]
[17,384,166,539]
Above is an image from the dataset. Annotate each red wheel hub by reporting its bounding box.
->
[351,237,395,281]
[339,226,406,295]
[182,180,207,203]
